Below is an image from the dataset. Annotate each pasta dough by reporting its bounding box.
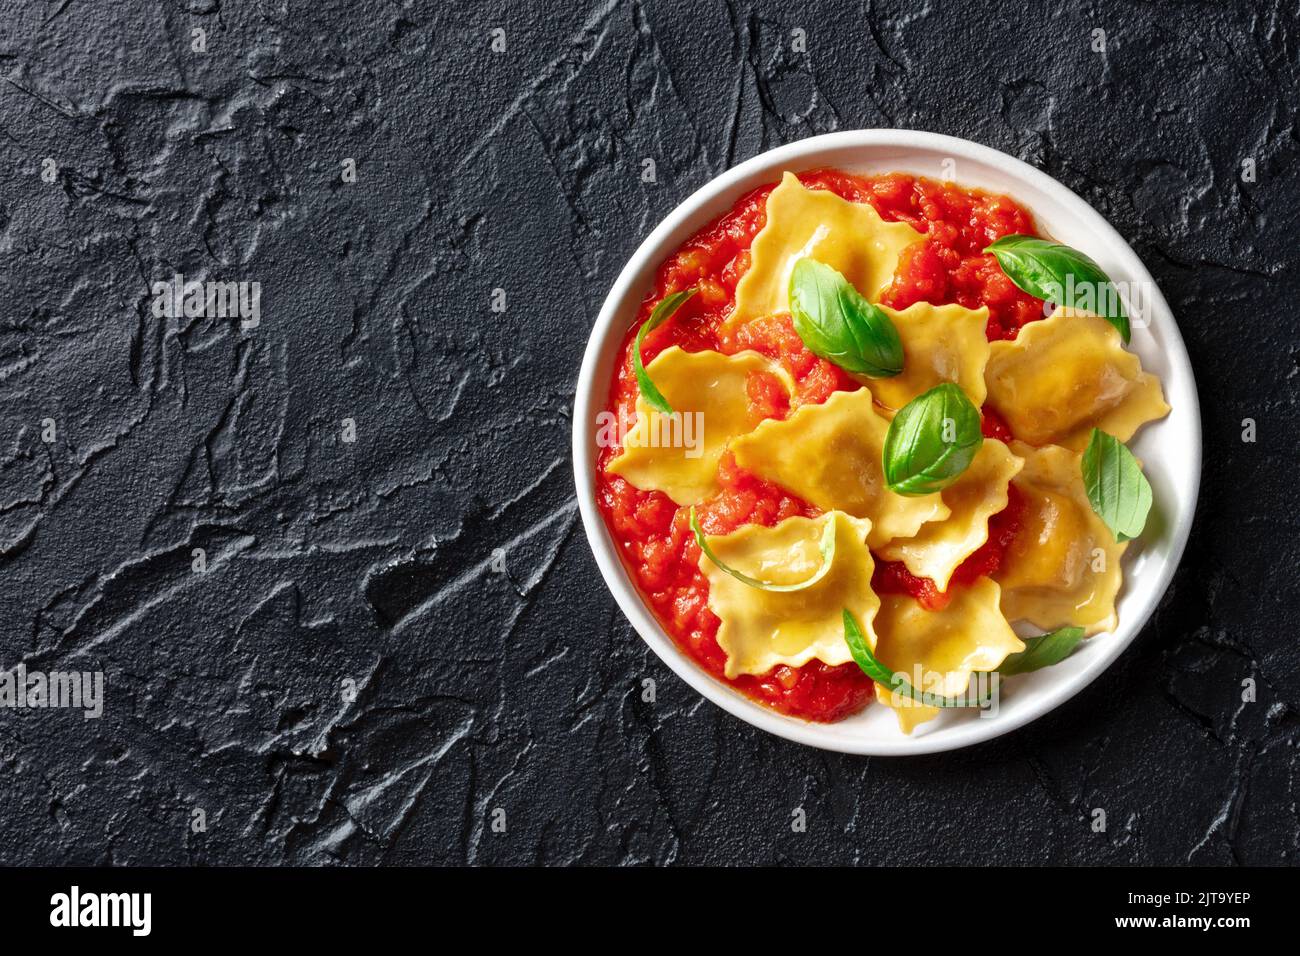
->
[730,387,950,548]
[866,302,991,410]
[607,346,792,505]
[731,172,923,325]
[994,441,1127,635]
[984,307,1169,451]
[698,511,880,679]
[872,578,1024,732]
[877,439,1024,590]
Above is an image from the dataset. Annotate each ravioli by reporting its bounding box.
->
[871,578,1024,732]
[607,346,792,506]
[730,387,950,548]
[698,511,879,679]
[984,307,1169,451]
[866,302,991,410]
[877,439,1024,590]
[730,172,923,325]
[596,165,1175,730]
[994,442,1127,635]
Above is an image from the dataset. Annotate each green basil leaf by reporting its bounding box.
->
[788,258,903,377]
[634,288,696,415]
[997,626,1085,676]
[984,235,1130,342]
[842,610,988,708]
[882,383,983,496]
[1081,428,1153,542]
[690,507,836,592]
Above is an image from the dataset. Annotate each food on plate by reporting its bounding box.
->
[595,168,1167,731]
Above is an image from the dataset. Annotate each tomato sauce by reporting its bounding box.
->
[596,169,1046,722]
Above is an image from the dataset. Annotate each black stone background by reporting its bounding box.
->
[0,0,1296,866]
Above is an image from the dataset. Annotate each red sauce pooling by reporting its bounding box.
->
[597,170,1044,722]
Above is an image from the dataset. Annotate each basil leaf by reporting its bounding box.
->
[1081,428,1152,542]
[634,288,696,415]
[842,610,988,708]
[882,383,983,496]
[690,507,836,593]
[984,235,1130,342]
[788,258,903,377]
[997,627,1085,676]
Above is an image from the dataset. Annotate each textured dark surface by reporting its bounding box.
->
[0,0,1296,866]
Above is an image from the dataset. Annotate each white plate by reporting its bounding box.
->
[571,130,1201,755]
